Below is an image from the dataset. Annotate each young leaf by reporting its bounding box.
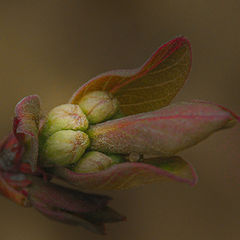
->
[88,101,238,156]
[55,156,198,190]
[0,133,24,171]
[31,200,106,234]
[0,172,29,207]
[13,95,41,172]
[70,36,192,115]
[29,178,125,234]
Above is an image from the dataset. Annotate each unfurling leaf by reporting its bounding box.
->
[55,156,197,190]
[13,95,41,171]
[70,37,192,115]
[88,101,237,156]
[29,178,125,234]
[0,172,30,207]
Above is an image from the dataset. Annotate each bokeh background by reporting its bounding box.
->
[0,1,240,240]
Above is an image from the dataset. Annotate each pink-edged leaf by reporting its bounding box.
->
[55,156,198,190]
[29,178,111,213]
[88,100,238,156]
[0,133,23,171]
[14,95,41,172]
[0,171,30,207]
[70,36,192,115]
[31,200,107,234]
[29,178,125,234]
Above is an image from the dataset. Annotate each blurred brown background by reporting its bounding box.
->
[0,1,240,240]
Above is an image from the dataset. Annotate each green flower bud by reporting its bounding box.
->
[41,104,88,138]
[78,91,119,124]
[42,130,90,166]
[74,151,115,173]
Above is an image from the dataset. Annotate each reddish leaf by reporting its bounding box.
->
[14,95,41,172]
[0,133,23,171]
[55,156,198,190]
[32,200,107,234]
[33,200,103,232]
[29,178,125,234]
[70,36,192,115]
[30,178,111,213]
[0,172,30,207]
[88,101,238,156]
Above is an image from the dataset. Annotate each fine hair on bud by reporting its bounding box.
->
[78,91,119,124]
[42,130,90,167]
[74,151,121,173]
[40,104,89,138]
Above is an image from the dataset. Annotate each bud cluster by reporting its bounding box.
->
[39,91,122,172]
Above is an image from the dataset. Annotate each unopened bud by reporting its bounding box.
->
[42,130,90,166]
[78,91,119,124]
[74,151,118,173]
[41,104,88,138]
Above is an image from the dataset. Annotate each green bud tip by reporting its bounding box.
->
[41,104,89,138]
[42,130,90,167]
[78,91,119,124]
[74,151,122,173]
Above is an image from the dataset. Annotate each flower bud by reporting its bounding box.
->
[78,91,119,124]
[42,130,90,166]
[74,151,116,173]
[41,104,88,138]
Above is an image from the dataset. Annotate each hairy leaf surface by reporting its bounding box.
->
[88,101,237,156]
[14,95,41,171]
[55,156,198,190]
